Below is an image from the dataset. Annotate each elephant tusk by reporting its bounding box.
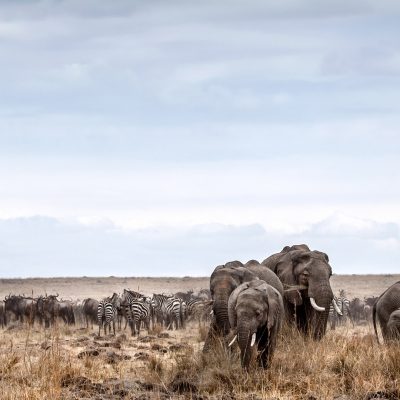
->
[210,310,214,315]
[250,332,256,347]
[332,299,343,316]
[310,297,325,312]
[228,335,237,347]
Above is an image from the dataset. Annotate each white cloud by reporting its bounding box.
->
[0,213,399,278]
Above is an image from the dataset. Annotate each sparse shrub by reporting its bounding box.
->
[148,354,164,375]
[197,323,209,342]
[148,323,163,336]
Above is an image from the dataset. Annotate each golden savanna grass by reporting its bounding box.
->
[1,275,399,399]
[0,321,399,400]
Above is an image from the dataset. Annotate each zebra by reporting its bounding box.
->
[97,293,119,336]
[329,291,351,329]
[120,289,145,330]
[185,298,212,323]
[127,297,152,336]
[152,294,185,330]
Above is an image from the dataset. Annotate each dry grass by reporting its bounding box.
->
[1,274,399,399]
[0,321,399,400]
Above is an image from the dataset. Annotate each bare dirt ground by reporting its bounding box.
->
[1,274,399,300]
[1,275,399,399]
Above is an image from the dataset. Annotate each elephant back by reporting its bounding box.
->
[261,244,311,269]
[244,260,283,295]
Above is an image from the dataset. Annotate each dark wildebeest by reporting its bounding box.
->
[0,300,6,328]
[82,298,99,329]
[4,295,36,326]
[41,295,75,327]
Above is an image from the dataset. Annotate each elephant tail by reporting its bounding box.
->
[372,302,379,344]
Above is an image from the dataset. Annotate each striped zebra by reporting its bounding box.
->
[97,293,118,336]
[329,292,351,329]
[152,294,186,330]
[185,298,212,323]
[127,297,152,336]
[120,289,145,330]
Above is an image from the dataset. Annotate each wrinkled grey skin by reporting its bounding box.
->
[228,280,283,370]
[244,260,284,296]
[263,245,334,340]
[373,281,400,343]
[203,260,283,353]
[262,244,310,270]
[203,263,257,352]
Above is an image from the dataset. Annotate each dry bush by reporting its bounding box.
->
[0,320,399,400]
[148,322,163,336]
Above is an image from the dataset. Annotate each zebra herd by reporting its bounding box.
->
[328,290,376,329]
[0,289,211,335]
[92,289,212,336]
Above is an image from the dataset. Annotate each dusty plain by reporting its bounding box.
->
[1,274,399,300]
[0,274,399,400]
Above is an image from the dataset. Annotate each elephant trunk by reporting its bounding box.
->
[237,321,255,369]
[213,298,230,335]
[308,282,333,340]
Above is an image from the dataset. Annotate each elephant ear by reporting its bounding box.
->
[228,281,252,329]
[230,266,258,284]
[274,251,305,306]
[267,286,284,331]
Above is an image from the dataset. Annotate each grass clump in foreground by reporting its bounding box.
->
[0,322,399,399]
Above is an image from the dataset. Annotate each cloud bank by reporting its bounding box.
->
[0,214,398,278]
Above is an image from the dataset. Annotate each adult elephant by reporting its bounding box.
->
[203,260,283,352]
[244,260,284,296]
[228,280,284,370]
[373,281,400,343]
[261,244,310,270]
[262,245,338,340]
[203,263,256,352]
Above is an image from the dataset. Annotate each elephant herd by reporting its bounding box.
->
[203,244,400,370]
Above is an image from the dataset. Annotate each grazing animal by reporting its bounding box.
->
[152,294,185,330]
[329,291,351,329]
[120,289,144,329]
[0,300,6,328]
[97,296,117,336]
[228,280,284,370]
[82,298,100,329]
[373,281,400,343]
[262,244,338,340]
[126,297,152,336]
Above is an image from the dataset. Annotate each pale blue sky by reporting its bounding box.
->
[1,1,400,276]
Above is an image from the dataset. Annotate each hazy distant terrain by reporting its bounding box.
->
[1,274,399,300]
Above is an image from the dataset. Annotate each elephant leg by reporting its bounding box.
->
[257,329,270,368]
[296,305,309,335]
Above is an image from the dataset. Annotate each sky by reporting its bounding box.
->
[1,0,400,277]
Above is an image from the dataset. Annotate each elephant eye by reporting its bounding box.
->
[255,309,261,316]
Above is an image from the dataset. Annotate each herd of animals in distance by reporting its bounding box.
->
[1,244,399,371]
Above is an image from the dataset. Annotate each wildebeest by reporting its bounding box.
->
[0,300,6,328]
[82,298,99,329]
[4,295,37,326]
[39,295,75,327]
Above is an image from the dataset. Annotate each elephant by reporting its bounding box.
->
[262,244,310,270]
[244,260,284,296]
[203,263,256,352]
[228,280,284,370]
[262,245,339,340]
[373,281,400,343]
[203,260,283,352]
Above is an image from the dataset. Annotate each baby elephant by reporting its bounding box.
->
[228,280,284,370]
